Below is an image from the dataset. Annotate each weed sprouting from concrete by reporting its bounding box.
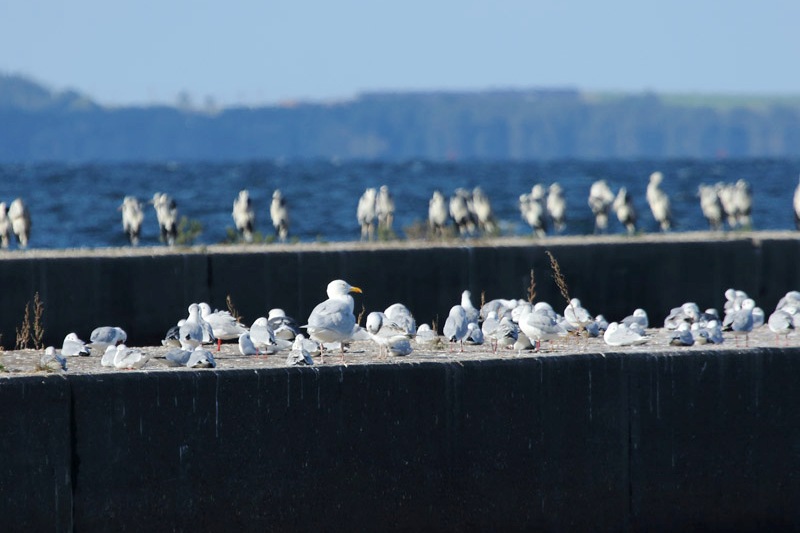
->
[527,269,537,304]
[14,293,42,350]
[357,304,366,326]
[226,294,243,323]
[32,292,44,350]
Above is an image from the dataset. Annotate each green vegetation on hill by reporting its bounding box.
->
[1,73,799,162]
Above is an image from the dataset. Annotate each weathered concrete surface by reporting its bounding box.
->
[2,348,800,531]
[0,232,797,348]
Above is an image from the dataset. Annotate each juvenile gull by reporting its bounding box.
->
[305,279,362,362]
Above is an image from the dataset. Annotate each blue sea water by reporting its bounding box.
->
[0,158,797,249]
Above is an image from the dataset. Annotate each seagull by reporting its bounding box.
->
[546,183,567,233]
[162,321,183,347]
[588,180,615,234]
[460,290,480,325]
[119,196,145,245]
[450,188,477,235]
[267,308,302,341]
[304,279,362,362]
[250,317,284,354]
[646,171,672,231]
[199,302,247,350]
[466,322,484,345]
[384,303,417,336]
[603,322,647,346]
[8,198,31,248]
[613,187,637,235]
[40,347,67,372]
[428,190,449,237]
[286,334,314,366]
[61,332,90,356]
[0,202,10,248]
[414,324,439,348]
[238,331,259,356]
[698,184,724,231]
[88,326,127,355]
[471,187,497,234]
[232,189,256,243]
[270,189,290,242]
[100,346,118,367]
[716,182,738,229]
[186,347,216,368]
[113,344,149,370]
[669,323,695,346]
[165,348,192,367]
[722,298,755,347]
[563,298,593,331]
[768,308,795,346]
[518,306,567,351]
[520,185,547,237]
[622,308,649,330]
[376,185,395,235]
[357,188,377,241]
[179,304,205,351]
[732,179,752,229]
[443,305,469,352]
[151,192,178,246]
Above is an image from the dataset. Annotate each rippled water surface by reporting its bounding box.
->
[0,158,797,249]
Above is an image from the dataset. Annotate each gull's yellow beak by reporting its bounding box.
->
[350,286,363,294]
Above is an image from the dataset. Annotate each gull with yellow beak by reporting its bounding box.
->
[305,279,362,363]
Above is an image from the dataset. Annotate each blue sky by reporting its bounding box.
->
[2,0,798,107]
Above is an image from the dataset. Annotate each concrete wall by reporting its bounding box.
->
[2,348,799,531]
[0,235,798,347]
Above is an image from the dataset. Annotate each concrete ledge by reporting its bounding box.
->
[0,233,798,348]
[3,349,800,531]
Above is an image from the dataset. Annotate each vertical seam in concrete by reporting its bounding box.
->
[626,358,634,532]
[67,377,77,533]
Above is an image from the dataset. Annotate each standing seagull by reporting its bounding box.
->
[232,189,256,243]
[0,202,11,248]
[471,187,497,234]
[520,185,547,237]
[646,171,672,231]
[428,190,449,237]
[546,183,567,233]
[357,188,377,241]
[119,196,145,245]
[588,180,615,234]
[698,184,724,231]
[304,279,363,363]
[151,193,178,246]
[443,305,469,352]
[612,187,637,235]
[270,189,290,242]
[8,198,31,248]
[375,185,395,235]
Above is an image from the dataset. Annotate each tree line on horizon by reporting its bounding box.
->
[1,73,799,162]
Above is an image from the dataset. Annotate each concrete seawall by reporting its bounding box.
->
[0,232,797,347]
[3,348,800,531]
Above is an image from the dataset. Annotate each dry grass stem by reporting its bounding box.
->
[32,292,44,350]
[357,304,366,326]
[546,250,582,335]
[226,294,243,323]
[527,269,537,303]
[15,301,31,350]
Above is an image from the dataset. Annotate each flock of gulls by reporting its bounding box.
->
[35,278,800,373]
[1,174,800,249]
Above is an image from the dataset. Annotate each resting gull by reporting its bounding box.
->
[768,308,795,346]
[113,344,149,370]
[286,334,315,366]
[88,326,127,355]
[40,347,67,372]
[61,332,90,357]
[267,309,301,341]
[179,304,204,351]
[186,347,216,368]
[603,322,647,347]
